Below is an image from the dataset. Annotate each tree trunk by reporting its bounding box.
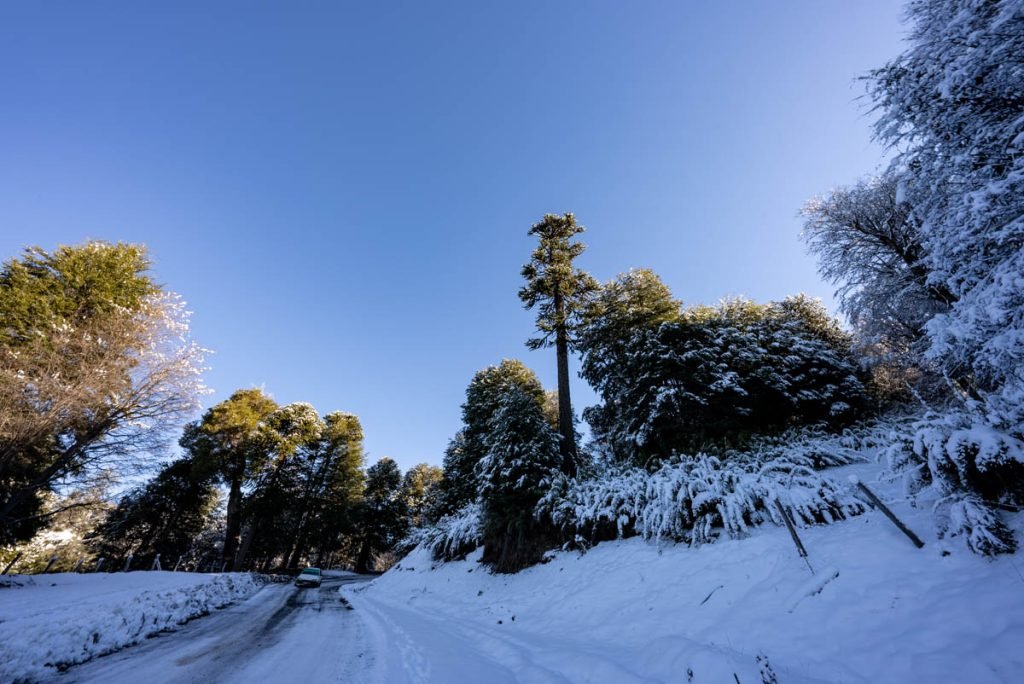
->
[222,477,243,568]
[233,522,257,571]
[355,538,372,574]
[555,327,577,477]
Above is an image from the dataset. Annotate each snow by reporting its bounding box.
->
[0,571,264,682]
[343,461,1024,683]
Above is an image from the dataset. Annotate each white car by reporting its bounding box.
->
[295,567,322,588]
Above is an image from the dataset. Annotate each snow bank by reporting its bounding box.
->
[0,571,265,682]
[344,462,1024,683]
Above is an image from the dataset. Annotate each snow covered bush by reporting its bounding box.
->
[539,427,870,547]
[414,502,483,562]
[883,411,1022,554]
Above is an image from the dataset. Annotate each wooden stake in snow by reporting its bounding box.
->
[123,554,133,572]
[849,476,925,549]
[71,557,85,573]
[774,499,814,574]
[152,554,162,571]
[2,552,23,575]
[42,555,59,574]
[93,557,105,573]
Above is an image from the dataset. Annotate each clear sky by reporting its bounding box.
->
[0,1,906,472]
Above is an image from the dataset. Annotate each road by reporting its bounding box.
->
[57,572,375,684]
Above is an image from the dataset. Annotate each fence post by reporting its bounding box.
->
[2,552,23,576]
[123,554,133,572]
[152,554,162,571]
[42,555,59,574]
[774,499,814,574]
[850,476,925,548]
[71,557,85,573]
[94,557,105,573]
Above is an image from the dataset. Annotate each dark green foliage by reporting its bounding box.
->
[436,360,547,515]
[578,269,682,460]
[402,463,443,528]
[183,396,366,571]
[519,212,599,475]
[181,388,279,568]
[0,242,156,348]
[88,458,218,569]
[285,412,365,568]
[354,458,408,573]
[478,388,562,573]
[233,402,324,570]
[585,295,869,464]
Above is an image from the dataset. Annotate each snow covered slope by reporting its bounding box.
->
[0,571,264,682]
[344,462,1024,683]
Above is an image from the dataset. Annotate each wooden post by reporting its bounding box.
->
[2,552,23,575]
[71,557,85,573]
[94,557,105,573]
[123,554,133,572]
[173,556,183,572]
[152,554,162,571]
[42,555,59,574]
[850,476,925,548]
[774,499,814,574]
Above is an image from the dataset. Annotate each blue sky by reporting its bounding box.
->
[0,1,905,472]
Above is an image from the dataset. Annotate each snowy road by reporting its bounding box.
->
[55,572,375,684]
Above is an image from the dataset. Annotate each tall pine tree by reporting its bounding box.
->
[519,213,598,476]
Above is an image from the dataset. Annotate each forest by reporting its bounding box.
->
[2,0,1022,577]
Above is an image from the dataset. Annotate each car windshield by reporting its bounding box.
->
[301,568,320,575]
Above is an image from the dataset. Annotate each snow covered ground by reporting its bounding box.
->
[3,463,1022,683]
[343,461,1024,683]
[0,570,264,682]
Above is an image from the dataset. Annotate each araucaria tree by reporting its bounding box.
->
[0,242,207,545]
[519,213,598,476]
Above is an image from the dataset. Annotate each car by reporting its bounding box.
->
[294,567,322,588]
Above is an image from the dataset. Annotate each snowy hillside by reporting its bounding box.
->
[343,461,1024,684]
[0,571,264,682]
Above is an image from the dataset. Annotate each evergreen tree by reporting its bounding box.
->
[354,458,408,573]
[401,463,443,528]
[478,388,561,573]
[578,269,682,460]
[588,296,868,463]
[436,360,547,515]
[181,388,278,569]
[519,213,599,476]
[234,402,323,570]
[285,411,364,568]
[88,458,218,569]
